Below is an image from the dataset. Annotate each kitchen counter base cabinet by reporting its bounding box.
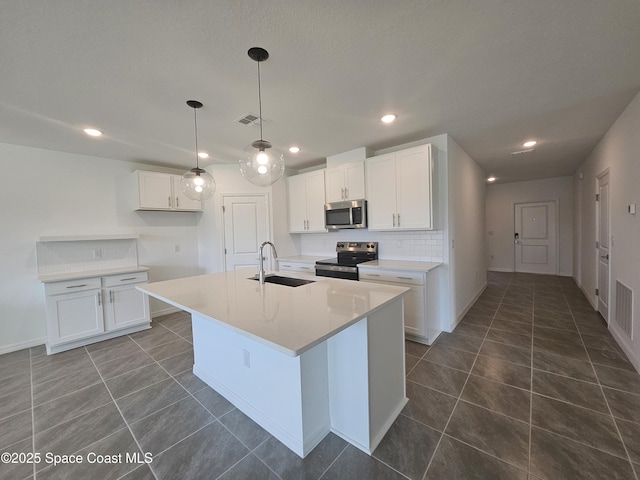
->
[192,296,406,458]
[44,272,150,354]
[360,266,441,345]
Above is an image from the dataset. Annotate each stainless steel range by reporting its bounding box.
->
[315,242,378,280]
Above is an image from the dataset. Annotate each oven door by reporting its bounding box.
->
[315,264,359,281]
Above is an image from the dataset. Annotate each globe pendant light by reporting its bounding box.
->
[239,47,285,187]
[182,100,215,201]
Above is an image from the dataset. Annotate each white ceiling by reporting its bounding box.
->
[2,0,639,183]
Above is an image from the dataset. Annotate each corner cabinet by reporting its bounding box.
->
[359,266,441,344]
[44,271,150,354]
[324,161,366,202]
[287,170,327,233]
[135,171,203,212]
[365,144,433,230]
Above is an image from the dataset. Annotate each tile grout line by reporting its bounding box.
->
[83,345,161,480]
[420,274,515,480]
[126,327,288,477]
[30,350,36,480]
[528,279,537,476]
[564,285,639,479]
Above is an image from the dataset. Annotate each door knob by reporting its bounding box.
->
[601,254,609,260]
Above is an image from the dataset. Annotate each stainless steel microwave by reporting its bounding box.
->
[324,200,367,230]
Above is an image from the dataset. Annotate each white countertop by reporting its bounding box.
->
[276,255,331,263]
[359,260,442,272]
[137,270,408,357]
[39,266,149,283]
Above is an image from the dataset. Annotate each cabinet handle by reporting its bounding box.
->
[366,273,381,277]
[168,196,172,208]
[397,213,401,226]
[66,284,87,289]
[120,277,137,282]
[110,291,114,303]
[396,276,413,280]
[300,266,310,270]
[176,197,180,208]
[97,292,102,306]
[344,187,348,199]
[392,213,396,227]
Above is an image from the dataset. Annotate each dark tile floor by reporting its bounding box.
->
[1,272,639,479]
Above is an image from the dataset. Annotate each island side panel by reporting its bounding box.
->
[366,297,407,451]
[191,313,331,457]
[327,318,371,452]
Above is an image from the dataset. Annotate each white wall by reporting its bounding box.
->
[0,143,202,353]
[486,177,573,276]
[448,137,487,326]
[574,91,640,370]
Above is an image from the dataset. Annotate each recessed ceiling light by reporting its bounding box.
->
[381,114,397,124]
[83,128,103,137]
[289,146,300,153]
[523,140,537,147]
[197,152,209,159]
[487,176,496,182]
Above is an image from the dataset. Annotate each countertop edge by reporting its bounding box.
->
[358,260,442,273]
[40,266,150,283]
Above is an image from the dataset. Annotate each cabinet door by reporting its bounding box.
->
[344,161,366,200]
[172,176,203,211]
[305,170,327,232]
[403,284,427,337]
[287,175,308,233]
[324,166,346,203]
[366,154,397,230]
[104,284,150,331]
[46,290,104,346]
[138,171,173,209]
[396,145,432,229]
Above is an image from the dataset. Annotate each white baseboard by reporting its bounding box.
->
[0,337,47,355]
[488,267,513,273]
[609,325,640,373]
[151,306,181,318]
[447,281,487,332]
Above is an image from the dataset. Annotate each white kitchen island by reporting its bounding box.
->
[137,270,408,458]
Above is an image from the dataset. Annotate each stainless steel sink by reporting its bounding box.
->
[250,275,315,287]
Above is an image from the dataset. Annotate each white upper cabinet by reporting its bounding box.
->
[287,170,327,233]
[324,161,366,203]
[135,171,203,211]
[366,144,433,230]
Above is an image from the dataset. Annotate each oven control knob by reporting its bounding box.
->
[337,243,344,248]
[367,243,374,248]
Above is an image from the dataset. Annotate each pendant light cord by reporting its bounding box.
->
[257,60,263,142]
[193,106,200,169]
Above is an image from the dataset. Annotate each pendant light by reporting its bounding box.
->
[182,100,215,201]
[239,47,285,187]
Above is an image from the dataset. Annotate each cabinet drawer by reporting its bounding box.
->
[103,271,149,287]
[45,277,101,296]
[279,263,315,274]
[359,269,425,285]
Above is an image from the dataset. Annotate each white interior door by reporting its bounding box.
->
[223,195,269,271]
[597,171,610,322]
[514,201,557,274]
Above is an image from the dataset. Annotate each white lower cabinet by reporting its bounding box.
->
[44,271,150,354]
[277,260,316,275]
[359,267,441,344]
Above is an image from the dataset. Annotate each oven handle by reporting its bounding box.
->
[315,264,358,274]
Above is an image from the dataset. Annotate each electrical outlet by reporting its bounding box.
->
[92,249,102,259]
[243,349,251,368]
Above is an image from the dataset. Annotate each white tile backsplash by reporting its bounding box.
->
[300,230,444,262]
[36,239,139,277]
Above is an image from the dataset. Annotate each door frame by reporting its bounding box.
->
[220,193,272,272]
[595,168,611,321]
[513,200,559,275]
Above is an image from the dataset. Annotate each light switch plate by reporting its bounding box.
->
[629,203,636,215]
